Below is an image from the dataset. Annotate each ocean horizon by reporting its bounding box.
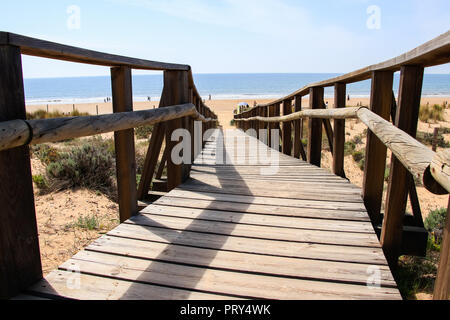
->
[23,73,450,105]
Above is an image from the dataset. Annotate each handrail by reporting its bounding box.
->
[0,32,190,71]
[239,30,450,111]
[235,106,449,195]
[0,103,216,151]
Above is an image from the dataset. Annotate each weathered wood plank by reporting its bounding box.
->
[111,66,137,222]
[362,71,394,226]
[333,83,346,178]
[0,45,42,299]
[307,87,324,167]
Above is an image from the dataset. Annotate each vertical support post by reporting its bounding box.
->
[111,66,137,223]
[362,71,394,226]
[333,83,346,178]
[274,103,281,151]
[293,95,302,158]
[282,99,292,156]
[0,45,42,299]
[164,70,190,191]
[434,198,450,300]
[308,87,324,167]
[381,65,424,267]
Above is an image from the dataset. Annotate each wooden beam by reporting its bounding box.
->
[164,70,190,191]
[381,65,424,267]
[0,45,42,299]
[111,66,137,223]
[362,71,394,226]
[434,197,450,300]
[333,83,346,178]
[136,123,165,200]
[282,99,292,155]
[307,87,324,167]
[2,32,189,71]
[322,118,334,155]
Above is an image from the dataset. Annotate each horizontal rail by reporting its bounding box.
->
[235,107,450,195]
[0,103,216,151]
[240,31,450,110]
[236,107,360,122]
[0,32,190,71]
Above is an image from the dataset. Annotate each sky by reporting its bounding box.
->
[0,0,449,78]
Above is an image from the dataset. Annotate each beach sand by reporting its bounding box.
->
[27,96,450,129]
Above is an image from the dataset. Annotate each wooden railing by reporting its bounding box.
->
[234,31,450,300]
[0,32,217,299]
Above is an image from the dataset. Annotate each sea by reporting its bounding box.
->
[23,73,450,105]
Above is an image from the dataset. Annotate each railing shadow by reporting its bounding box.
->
[115,128,258,299]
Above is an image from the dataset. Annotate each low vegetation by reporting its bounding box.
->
[396,207,447,299]
[32,137,116,196]
[135,125,153,139]
[416,130,450,149]
[27,109,89,120]
[419,104,445,123]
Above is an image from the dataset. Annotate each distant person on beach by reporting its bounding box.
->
[347,94,350,101]
[253,101,257,107]
[209,94,211,100]
[147,96,151,101]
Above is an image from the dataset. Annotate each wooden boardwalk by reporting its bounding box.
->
[20,129,401,300]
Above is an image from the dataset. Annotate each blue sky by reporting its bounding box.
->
[1,0,449,78]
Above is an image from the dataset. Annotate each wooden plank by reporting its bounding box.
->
[362,71,394,226]
[158,188,367,213]
[434,197,450,300]
[28,270,231,300]
[323,118,334,154]
[381,65,424,267]
[142,204,374,233]
[4,32,190,71]
[154,195,370,222]
[126,214,380,247]
[0,44,42,299]
[61,250,400,300]
[109,223,387,265]
[333,83,346,178]
[83,236,395,289]
[307,87,324,167]
[111,66,137,222]
[282,99,292,155]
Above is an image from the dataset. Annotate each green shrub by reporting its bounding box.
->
[384,167,390,182]
[46,142,114,192]
[416,131,450,149]
[358,158,365,171]
[352,150,364,162]
[424,207,447,246]
[344,141,356,156]
[75,214,99,230]
[32,174,48,190]
[230,119,235,126]
[32,144,61,164]
[135,125,153,139]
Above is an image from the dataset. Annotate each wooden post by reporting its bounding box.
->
[282,99,292,155]
[308,87,324,167]
[111,66,137,223]
[432,127,439,152]
[274,103,281,151]
[0,45,42,299]
[164,70,190,191]
[333,83,346,178]
[362,71,394,226]
[293,95,306,160]
[434,198,450,300]
[381,65,424,267]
